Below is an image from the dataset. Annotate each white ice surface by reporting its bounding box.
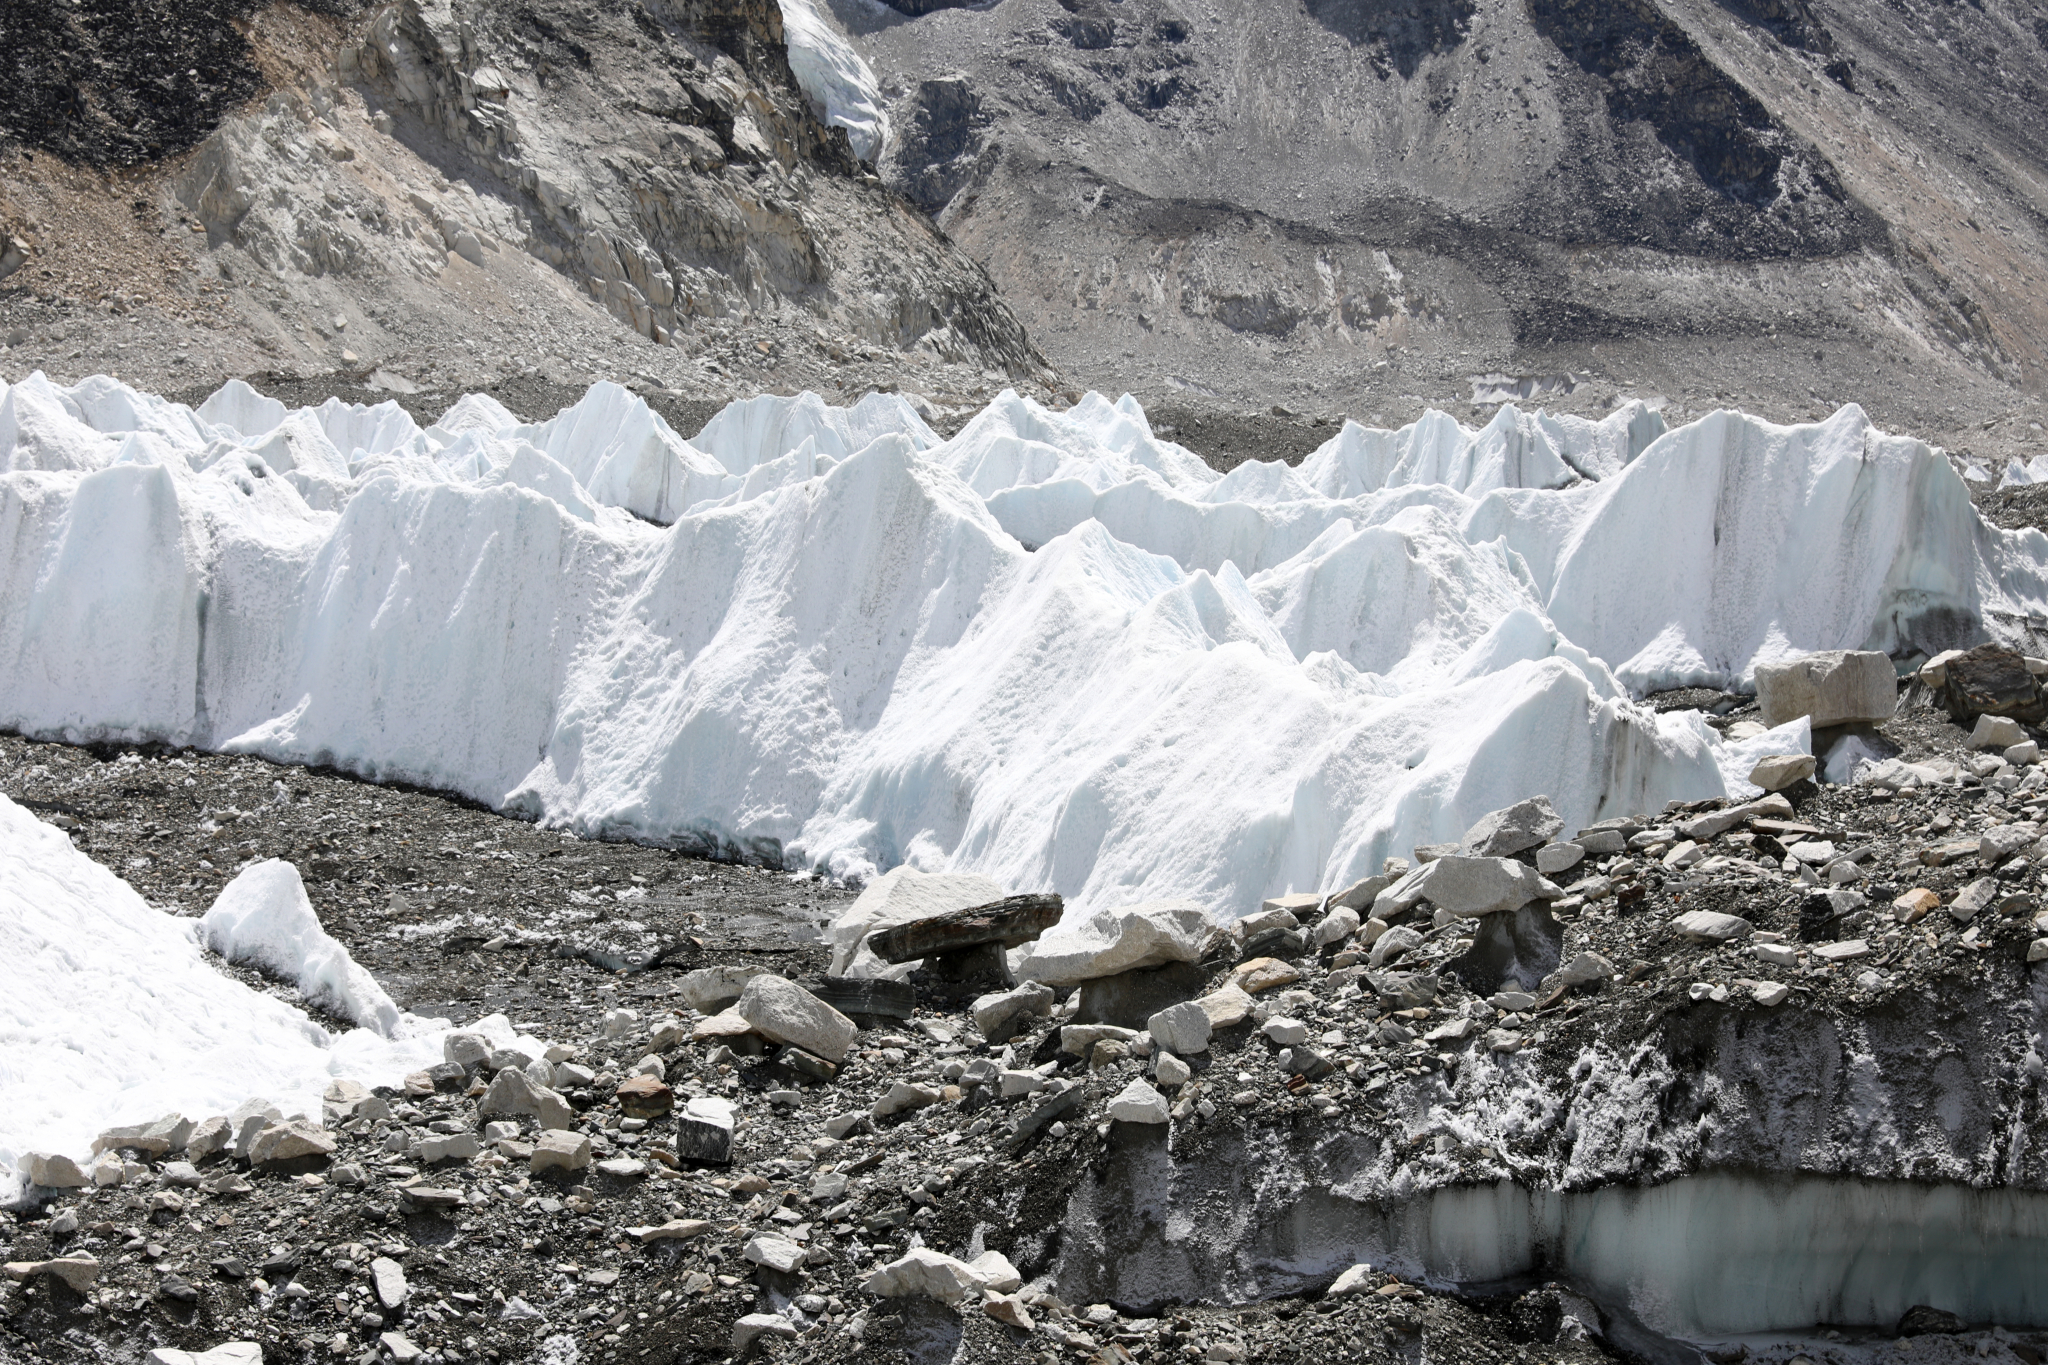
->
[4,372,2046,924]
[202,859,405,1038]
[776,0,889,163]
[0,792,542,1203]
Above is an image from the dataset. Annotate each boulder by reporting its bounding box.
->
[1374,855,1556,921]
[1258,892,1326,919]
[1919,649,1965,689]
[969,1251,1022,1294]
[736,975,857,1063]
[1754,650,1897,728]
[1146,1001,1212,1056]
[864,1248,988,1303]
[675,1097,735,1165]
[1106,1078,1169,1125]
[1013,901,1208,986]
[19,1152,88,1188]
[93,1114,192,1158]
[1748,754,1817,791]
[478,1067,575,1131]
[248,1122,335,1169]
[1328,1264,1375,1298]
[1943,644,2047,724]
[808,977,916,1024]
[529,1129,591,1175]
[1535,843,1584,876]
[1970,714,2028,750]
[972,981,1056,1043]
[1459,795,1564,858]
[442,1032,490,1070]
[824,867,1007,977]
[184,1117,231,1164]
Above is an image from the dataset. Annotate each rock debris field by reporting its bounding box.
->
[9,374,2048,1364]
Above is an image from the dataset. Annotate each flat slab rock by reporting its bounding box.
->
[865,892,1063,964]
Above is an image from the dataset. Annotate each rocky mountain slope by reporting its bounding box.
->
[0,0,1055,413]
[850,0,2048,458]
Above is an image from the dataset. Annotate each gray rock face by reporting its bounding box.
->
[1755,650,1897,728]
[1460,795,1564,858]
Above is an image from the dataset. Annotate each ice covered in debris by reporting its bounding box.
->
[3,369,2044,916]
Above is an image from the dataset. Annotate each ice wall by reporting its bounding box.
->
[3,370,2043,918]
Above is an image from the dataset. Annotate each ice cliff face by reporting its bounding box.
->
[3,372,2045,922]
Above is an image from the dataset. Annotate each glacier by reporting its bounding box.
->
[3,370,2045,922]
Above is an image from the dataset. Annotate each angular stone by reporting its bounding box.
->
[249,1122,335,1169]
[680,965,763,1013]
[1754,942,1798,967]
[1813,940,1870,961]
[1748,754,1817,791]
[1981,823,2041,863]
[1551,951,1616,987]
[737,975,858,1064]
[1060,1023,1137,1055]
[731,1313,798,1354]
[872,1081,943,1119]
[1146,1001,1212,1056]
[1008,1082,1082,1149]
[1573,829,1627,856]
[1329,1264,1375,1297]
[1673,910,1754,942]
[691,1007,758,1042]
[1262,1017,1309,1045]
[1535,843,1585,876]
[1013,901,1209,986]
[378,1333,424,1365]
[743,1231,806,1274]
[972,981,1056,1043]
[2009,741,2042,766]
[615,1075,674,1120]
[1950,878,1998,922]
[972,1254,1023,1295]
[1752,981,1791,1006]
[1892,888,1942,921]
[676,1097,735,1165]
[1945,645,2046,724]
[1459,795,1564,858]
[184,1116,232,1164]
[1676,795,1794,843]
[629,1219,711,1243]
[442,1032,490,1070]
[370,1256,408,1310]
[4,1258,100,1293]
[19,1152,88,1188]
[1755,649,1897,728]
[1329,874,1391,911]
[145,1346,263,1365]
[1310,905,1361,947]
[984,1291,1036,1330]
[1195,984,1255,1029]
[477,1067,574,1131]
[1374,855,1556,921]
[412,1132,480,1164]
[1368,926,1423,968]
[529,1129,591,1175]
[227,1100,282,1161]
[1107,1077,1169,1124]
[1258,892,1327,920]
[1971,714,2028,750]
[867,892,1063,964]
[865,1247,987,1303]
[1153,1052,1192,1086]
[1228,957,1300,994]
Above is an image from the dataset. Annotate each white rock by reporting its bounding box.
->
[743,1232,806,1275]
[1014,901,1209,986]
[1950,878,1998,922]
[1673,910,1753,942]
[1145,1001,1212,1056]
[1920,648,1965,688]
[968,1250,1022,1294]
[1261,1017,1308,1046]
[1195,983,1255,1029]
[865,1247,987,1303]
[1373,855,1556,921]
[1971,715,2028,750]
[529,1129,591,1174]
[1328,1264,1375,1298]
[998,1069,1047,1099]
[2029,939,2048,964]
[972,981,1055,1042]
[1310,905,1360,947]
[19,1152,88,1188]
[871,1081,942,1119]
[1812,940,1870,961]
[1552,951,1615,987]
[736,974,857,1063]
[1535,842,1585,875]
[1459,795,1564,857]
[478,1066,575,1131]
[145,1346,263,1365]
[2008,741,2042,766]
[1748,753,1816,791]
[679,965,762,1013]
[1105,1078,1169,1125]
[1754,942,1798,967]
[1368,925,1423,968]
[1754,650,1897,728]
[1256,893,1323,920]
[370,1256,408,1310]
[731,1313,798,1354]
[1153,1051,1192,1086]
[1752,981,1791,1006]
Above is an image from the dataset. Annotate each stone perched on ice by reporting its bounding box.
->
[1107,1077,1169,1124]
[825,867,1007,977]
[1014,901,1208,986]
[866,892,1063,964]
[1673,910,1752,942]
[675,1097,735,1165]
[1971,715,2028,750]
[1146,1001,1212,1056]
[1375,855,1556,921]
[1748,754,1816,791]
[1943,645,2046,724]
[972,981,1055,1043]
[1754,650,1896,728]
[736,974,857,1063]
[1459,795,1564,857]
